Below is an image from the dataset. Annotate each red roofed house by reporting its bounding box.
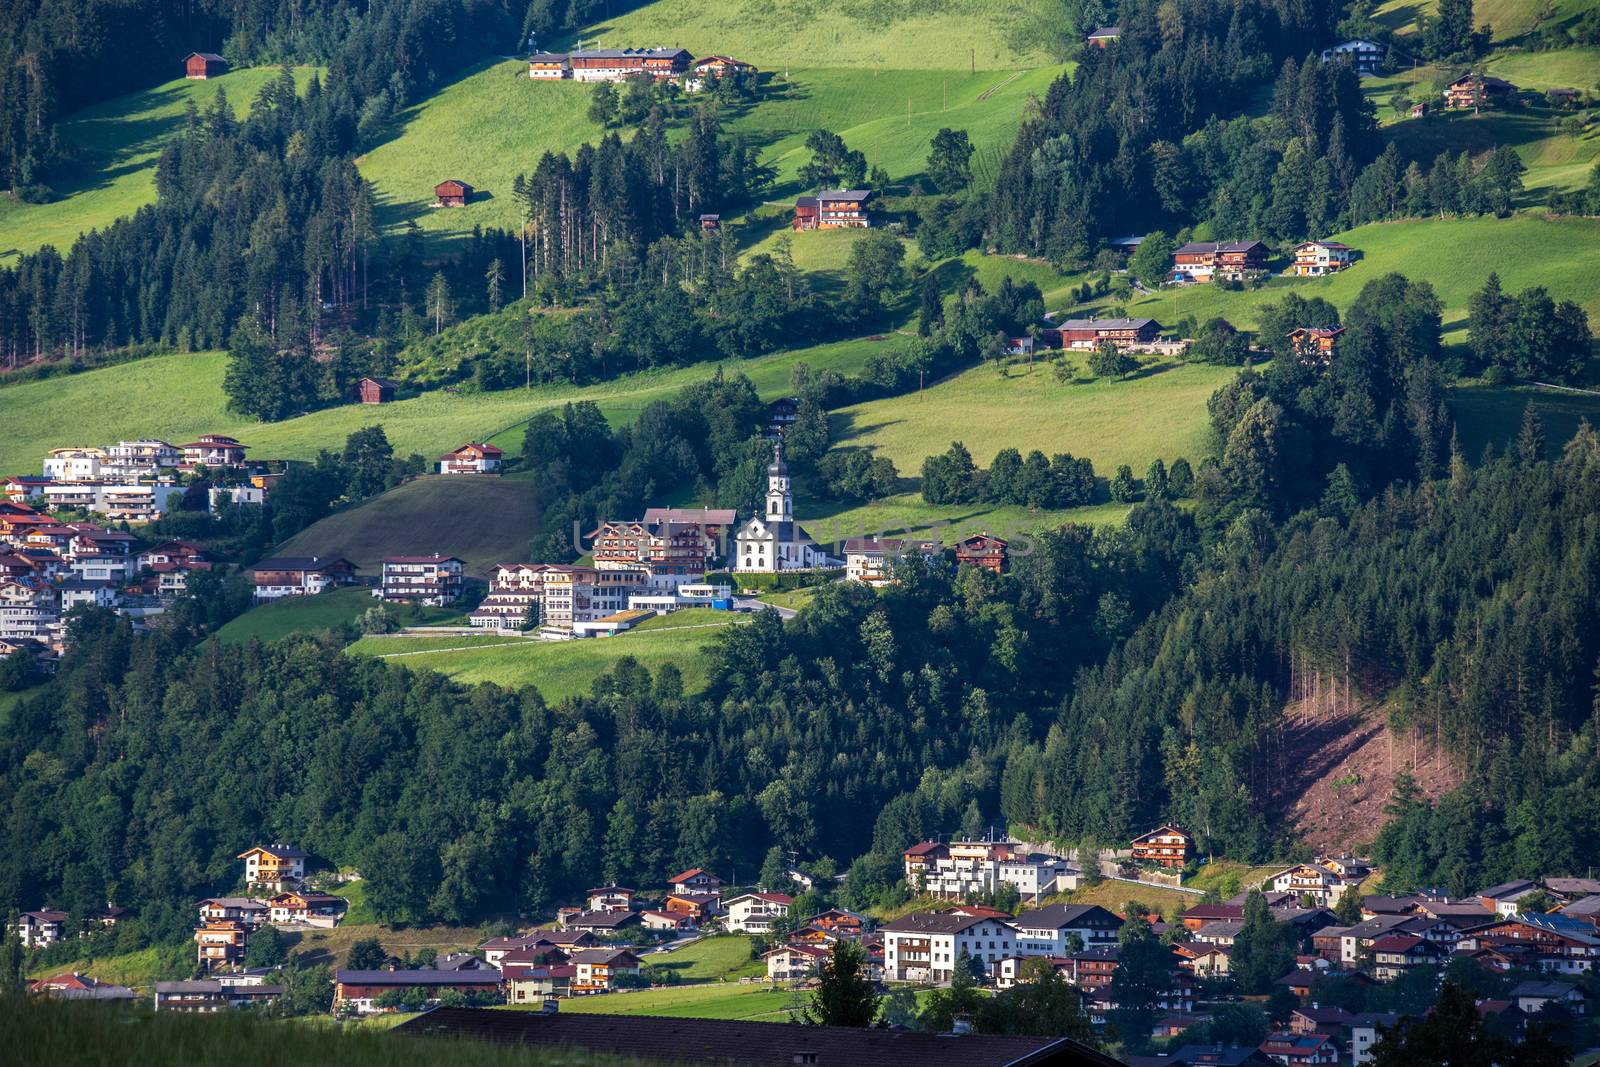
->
[724,892,794,934]
[185,53,227,79]
[1131,824,1194,868]
[182,434,247,468]
[1259,1032,1338,1065]
[438,442,503,475]
[669,868,725,895]
[434,180,473,207]
[955,533,1008,575]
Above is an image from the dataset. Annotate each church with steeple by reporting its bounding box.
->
[734,439,837,572]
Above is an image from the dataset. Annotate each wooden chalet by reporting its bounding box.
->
[816,189,872,229]
[1286,326,1344,363]
[1171,240,1269,283]
[434,180,473,207]
[526,52,571,79]
[358,376,400,404]
[1292,240,1353,276]
[699,213,721,230]
[955,533,1008,575]
[185,53,227,79]
[249,557,358,600]
[692,55,756,80]
[567,48,692,82]
[1053,316,1161,351]
[664,892,720,922]
[438,441,503,474]
[195,920,249,968]
[1444,74,1517,110]
[1130,823,1193,868]
[1086,27,1122,47]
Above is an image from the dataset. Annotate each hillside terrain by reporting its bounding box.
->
[0,67,319,259]
[275,475,541,576]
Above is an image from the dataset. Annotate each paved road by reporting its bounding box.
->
[735,598,797,620]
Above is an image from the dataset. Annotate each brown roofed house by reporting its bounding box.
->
[435,180,473,207]
[185,53,227,79]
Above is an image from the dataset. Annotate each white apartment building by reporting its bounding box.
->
[722,892,794,934]
[539,567,648,631]
[882,912,1018,983]
[903,840,1080,902]
[103,440,183,480]
[1269,862,1358,907]
[843,537,942,587]
[378,555,466,605]
[43,448,106,482]
[0,580,59,641]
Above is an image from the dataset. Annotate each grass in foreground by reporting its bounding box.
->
[346,616,739,700]
[0,67,319,260]
[14,999,642,1067]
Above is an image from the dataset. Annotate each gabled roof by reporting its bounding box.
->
[726,891,794,906]
[336,969,502,986]
[250,557,355,575]
[667,867,722,884]
[1087,26,1122,38]
[1013,904,1122,931]
[186,52,226,61]
[882,911,1002,935]
[817,189,872,202]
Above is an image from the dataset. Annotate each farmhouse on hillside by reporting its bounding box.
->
[1444,74,1517,110]
[1051,316,1163,351]
[1130,823,1193,868]
[438,442,503,474]
[434,180,473,207]
[185,53,227,79]
[817,189,872,228]
[687,55,756,91]
[567,47,692,82]
[1292,240,1353,276]
[1170,240,1269,284]
[733,439,837,572]
[249,557,358,601]
[527,52,572,78]
[954,532,1008,574]
[1320,39,1384,75]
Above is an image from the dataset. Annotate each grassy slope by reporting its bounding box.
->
[829,361,1235,478]
[0,67,318,260]
[643,934,764,980]
[0,333,882,478]
[571,0,1056,71]
[1119,215,1600,339]
[274,475,541,575]
[356,59,605,246]
[345,615,739,700]
[1373,0,1599,40]
[212,586,380,644]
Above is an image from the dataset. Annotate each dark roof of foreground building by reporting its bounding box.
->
[393,1006,1126,1066]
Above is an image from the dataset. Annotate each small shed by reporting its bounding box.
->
[358,376,400,405]
[185,53,227,80]
[435,180,473,207]
[792,196,818,231]
[699,214,721,230]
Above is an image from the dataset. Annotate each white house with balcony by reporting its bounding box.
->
[722,892,794,934]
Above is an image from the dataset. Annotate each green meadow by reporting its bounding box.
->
[570,0,1060,70]
[1374,0,1600,40]
[356,59,606,245]
[550,982,798,1021]
[345,612,740,699]
[0,332,886,477]
[211,586,463,644]
[1117,215,1600,339]
[0,67,319,260]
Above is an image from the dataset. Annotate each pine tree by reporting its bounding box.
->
[1516,401,1546,463]
[485,258,505,312]
[917,272,943,336]
[426,272,451,335]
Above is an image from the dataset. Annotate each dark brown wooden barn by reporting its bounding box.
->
[434,180,473,207]
[357,376,400,404]
[185,53,227,79]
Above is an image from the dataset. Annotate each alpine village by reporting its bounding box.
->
[2,0,1600,1063]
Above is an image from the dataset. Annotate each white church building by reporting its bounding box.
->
[734,440,837,573]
